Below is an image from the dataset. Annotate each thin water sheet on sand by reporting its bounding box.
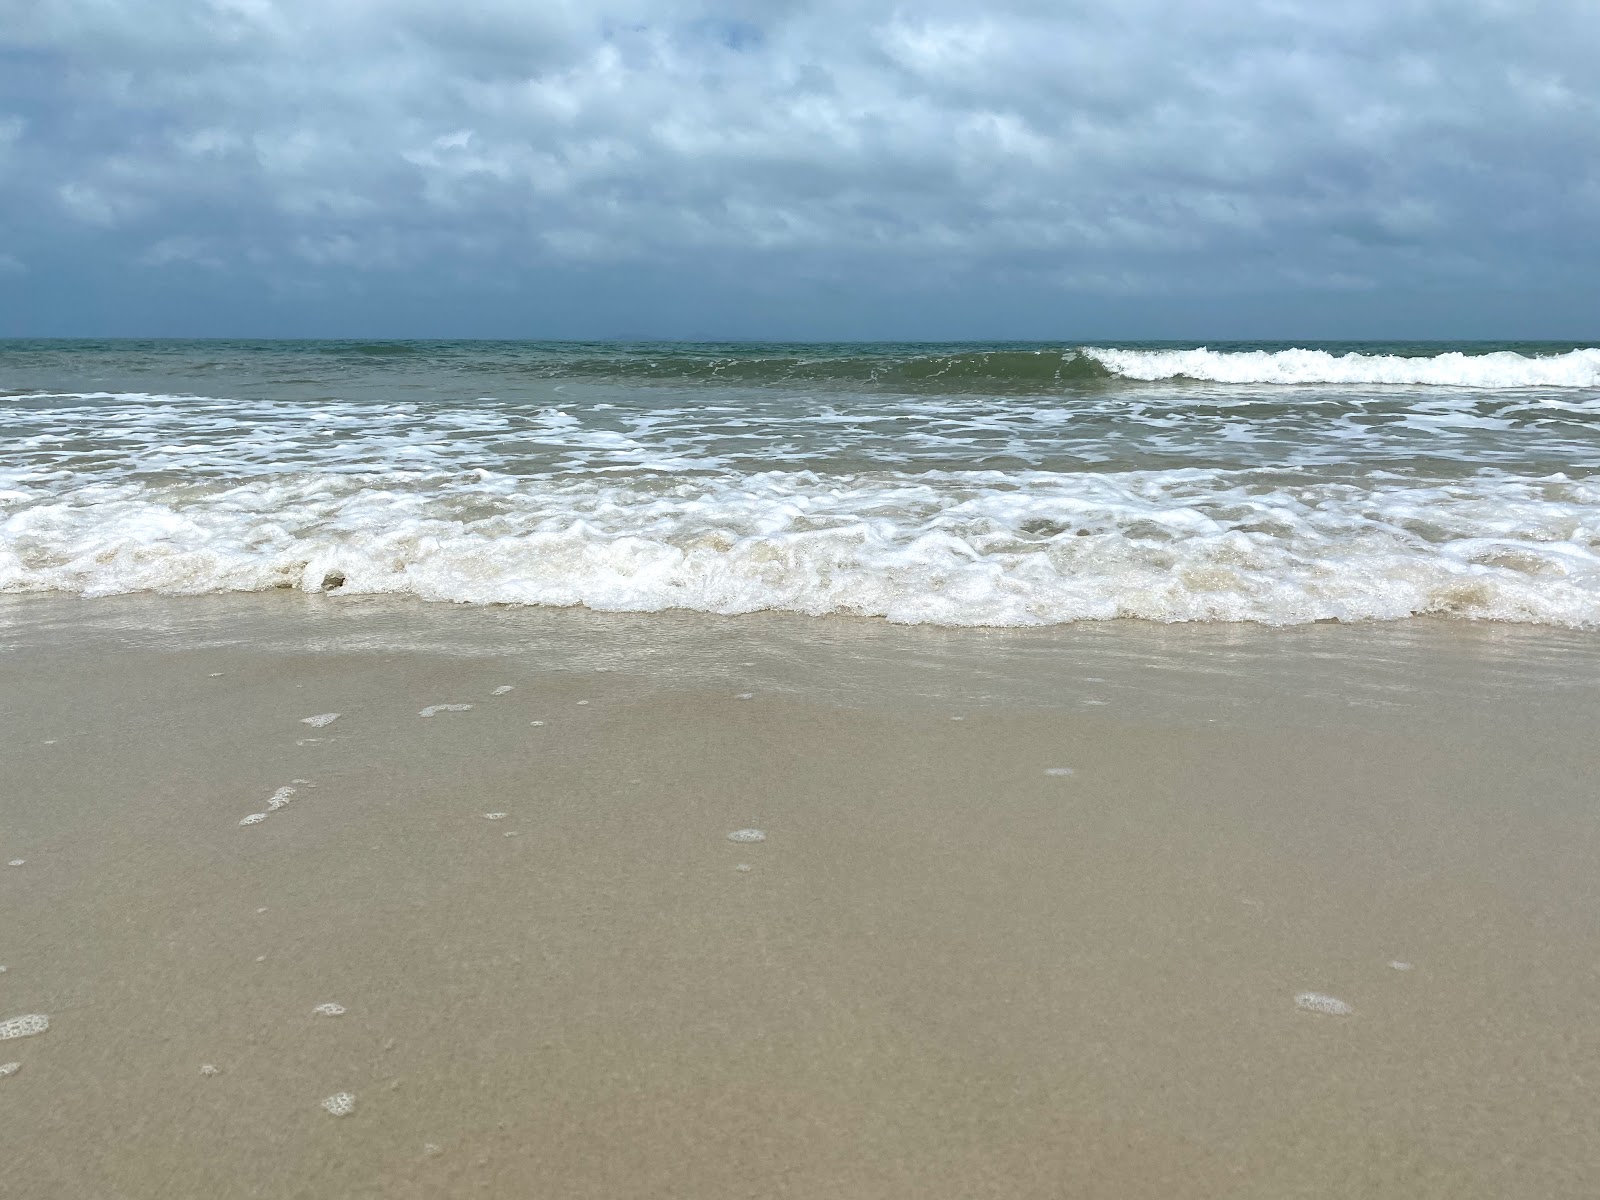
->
[1,595,1598,1198]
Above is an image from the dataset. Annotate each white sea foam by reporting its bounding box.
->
[238,813,268,826]
[727,829,766,843]
[301,713,340,727]
[1085,347,1600,388]
[0,1014,48,1040]
[4,372,1600,630]
[321,1092,356,1116]
[418,704,472,716]
[0,1062,20,1077]
[3,466,1597,627]
[266,786,297,811]
[1294,992,1354,1016]
[312,1003,346,1017]
[491,685,514,695]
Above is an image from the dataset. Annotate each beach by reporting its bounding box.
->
[4,593,1598,1197]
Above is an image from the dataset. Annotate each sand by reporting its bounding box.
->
[2,594,1598,1198]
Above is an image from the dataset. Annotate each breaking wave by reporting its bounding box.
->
[3,468,1598,628]
[1082,346,1600,389]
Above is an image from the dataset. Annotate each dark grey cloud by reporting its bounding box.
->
[2,0,1598,337]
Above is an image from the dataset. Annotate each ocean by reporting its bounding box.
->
[3,338,1599,627]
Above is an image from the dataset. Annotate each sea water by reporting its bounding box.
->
[3,339,1598,627]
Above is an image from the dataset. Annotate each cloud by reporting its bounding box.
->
[2,0,1598,334]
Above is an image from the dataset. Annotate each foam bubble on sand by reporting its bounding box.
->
[301,713,340,728]
[950,715,964,721]
[1044,767,1075,777]
[0,1014,49,1040]
[256,907,268,914]
[1294,992,1353,1016]
[6,859,23,867]
[492,685,514,695]
[0,1062,19,1077]
[238,813,268,826]
[483,812,507,820]
[727,829,766,843]
[735,863,752,872]
[502,831,519,837]
[735,692,754,700]
[321,1092,356,1116]
[419,704,472,717]
[576,700,590,705]
[0,966,7,973]
[1389,961,1414,971]
[199,1064,220,1077]
[266,786,298,811]
[312,1003,345,1017]
[529,720,546,726]
[423,1143,442,1157]
[208,672,224,677]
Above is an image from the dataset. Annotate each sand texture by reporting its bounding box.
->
[2,596,1598,1198]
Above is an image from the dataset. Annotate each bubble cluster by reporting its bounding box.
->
[1044,767,1075,777]
[200,1064,220,1077]
[1294,992,1353,1016]
[300,713,341,728]
[312,1003,346,1017]
[0,1014,49,1040]
[266,786,298,811]
[321,1092,356,1117]
[418,704,473,717]
[492,686,514,695]
[0,1063,19,1078]
[727,829,766,843]
[6,860,23,867]
[238,813,268,826]
[1389,961,1414,971]
[483,813,507,821]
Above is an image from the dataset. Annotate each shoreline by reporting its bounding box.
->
[3,595,1598,1197]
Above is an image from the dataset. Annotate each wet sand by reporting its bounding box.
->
[2,596,1599,1198]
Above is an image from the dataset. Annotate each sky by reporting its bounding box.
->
[2,0,1598,340]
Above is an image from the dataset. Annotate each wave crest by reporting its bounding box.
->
[1083,347,1600,388]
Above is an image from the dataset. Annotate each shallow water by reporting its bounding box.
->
[3,339,1599,626]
